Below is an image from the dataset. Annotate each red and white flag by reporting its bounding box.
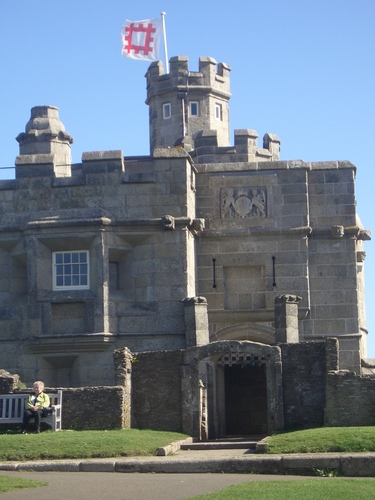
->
[121,18,162,62]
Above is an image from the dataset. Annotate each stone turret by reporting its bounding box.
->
[145,56,280,163]
[146,56,232,153]
[16,106,73,177]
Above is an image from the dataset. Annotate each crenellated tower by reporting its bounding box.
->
[145,56,280,163]
[146,56,231,152]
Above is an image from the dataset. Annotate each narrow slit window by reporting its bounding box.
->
[215,103,222,121]
[189,101,199,116]
[163,103,171,119]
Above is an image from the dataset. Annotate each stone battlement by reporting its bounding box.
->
[146,56,231,100]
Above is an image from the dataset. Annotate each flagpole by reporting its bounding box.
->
[160,12,169,73]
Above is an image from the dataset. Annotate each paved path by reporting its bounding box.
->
[1,444,375,499]
[0,471,311,500]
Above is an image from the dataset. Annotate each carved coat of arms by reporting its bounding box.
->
[221,188,267,219]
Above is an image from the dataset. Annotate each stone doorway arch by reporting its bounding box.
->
[210,323,275,344]
[182,340,284,439]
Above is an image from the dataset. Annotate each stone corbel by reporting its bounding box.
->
[358,229,371,241]
[275,294,302,305]
[162,215,175,230]
[182,296,207,305]
[331,225,345,239]
[357,251,366,263]
[188,218,205,236]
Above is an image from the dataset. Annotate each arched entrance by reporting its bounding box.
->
[222,357,268,436]
[182,340,284,439]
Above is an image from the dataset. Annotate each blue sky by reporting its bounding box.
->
[0,1,374,356]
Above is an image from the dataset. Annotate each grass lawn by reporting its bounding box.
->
[265,426,375,454]
[189,478,375,499]
[0,429,188,461]
[0,476,48,493]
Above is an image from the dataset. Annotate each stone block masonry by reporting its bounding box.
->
[280,341,327,428]
[325,370,375,426]
[131,350,184,432]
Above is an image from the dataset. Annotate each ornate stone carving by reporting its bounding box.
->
[331,225,344,239]
[357,251,366,263]
[162,214,175,230]
[221,187,267,219]
[275,295,302,304]
[188,218,205,236]
[182,296,207,305]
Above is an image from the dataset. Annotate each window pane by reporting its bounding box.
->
[190,102,198,116]
[64,265,71,275]
[63,254,71,263]
[163,103,171,119]
[80,264,87,274]
[80,253,87,263]
[56,266,63,275]
[72,275,79,286]
[72,252,79,263]
[55,253,63,264]
[56,276,63,286]
[72,264,79,274]
[64,276,71,286]
[80,276,88,286]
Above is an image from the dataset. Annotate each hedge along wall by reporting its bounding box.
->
[325,370,375,427]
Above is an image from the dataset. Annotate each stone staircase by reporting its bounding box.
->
[179,437,265,453]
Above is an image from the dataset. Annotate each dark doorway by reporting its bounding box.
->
[224,364,268,436]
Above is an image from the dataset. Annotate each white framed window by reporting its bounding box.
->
[189,101,199,116]
[215,103,222,121]
[53,251,89,291]
[163,103,171,119]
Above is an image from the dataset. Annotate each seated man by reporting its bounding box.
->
[22,380,50,434]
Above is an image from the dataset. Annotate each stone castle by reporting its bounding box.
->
[0,56,373,436]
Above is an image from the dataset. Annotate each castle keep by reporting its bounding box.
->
[0,56,372,436]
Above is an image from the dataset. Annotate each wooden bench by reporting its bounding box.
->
[0,391,62,431]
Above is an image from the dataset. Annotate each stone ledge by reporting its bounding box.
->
[28,333,115,353]
[1,452,375,476]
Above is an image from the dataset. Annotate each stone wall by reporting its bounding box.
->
[325,371,375,426]
[7,385,127,431]
[131,350,184,432]
[0,370,20,393]
[280,341,327,428]
[113,347,133,428]
[60,386,127,430]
